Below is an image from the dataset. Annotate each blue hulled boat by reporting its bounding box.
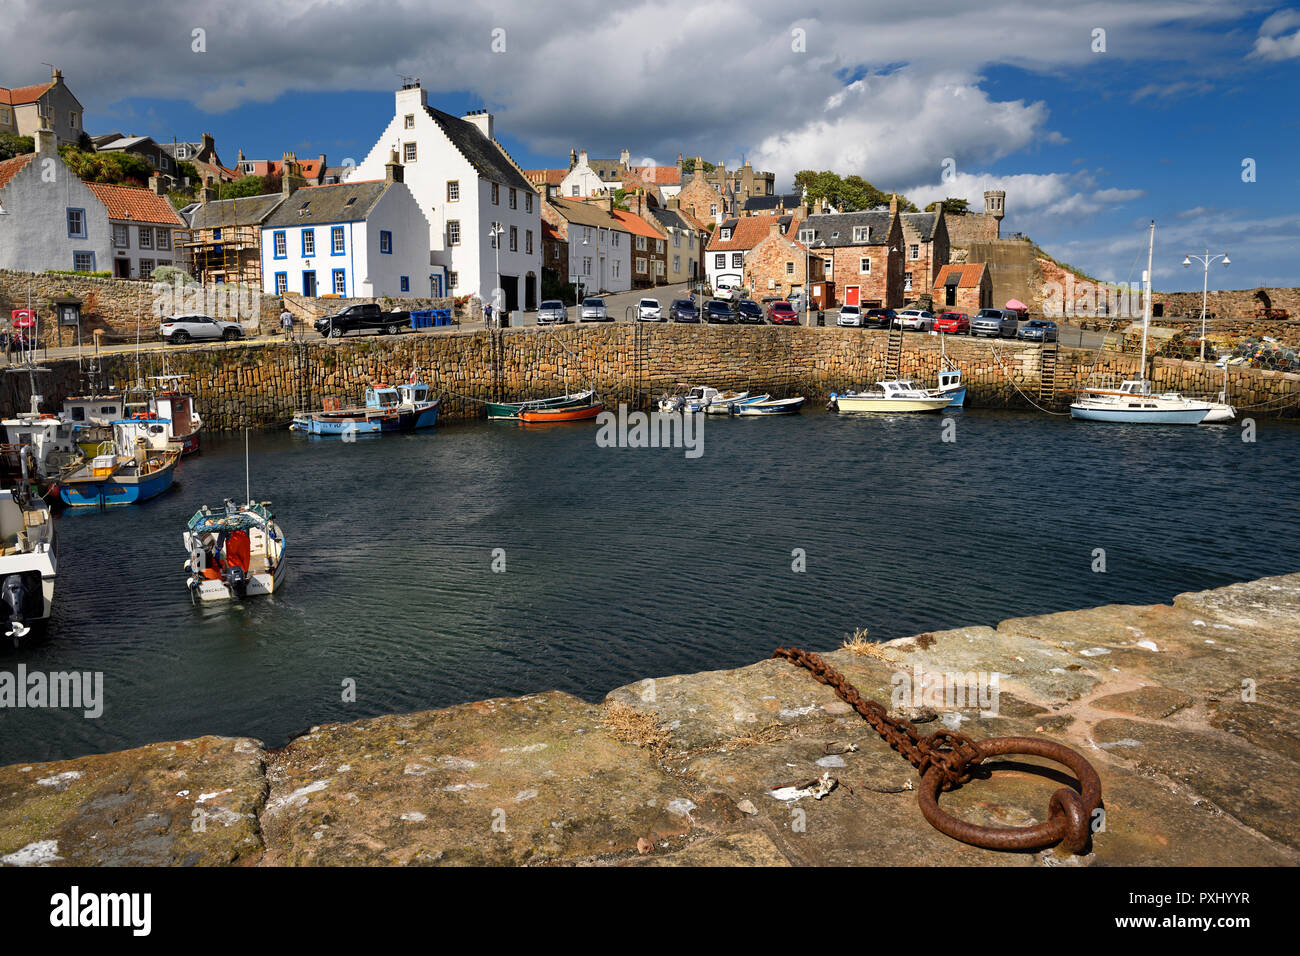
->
[58,420,180,508]
[291,382,439,436]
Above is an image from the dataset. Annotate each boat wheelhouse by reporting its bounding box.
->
[292,382,439,436]
[58,419,181,508]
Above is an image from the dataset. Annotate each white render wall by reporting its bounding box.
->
[348,85,540,305]
[566,222,631,295]
[0,153,111,274]
[705,245,746,291]
[105,219,179,279]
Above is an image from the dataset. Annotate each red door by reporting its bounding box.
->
[845,285,860,307]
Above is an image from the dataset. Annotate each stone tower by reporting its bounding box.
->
[984,190,1006,225]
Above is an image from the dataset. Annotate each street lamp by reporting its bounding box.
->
[489,221,504,327]
[1183,250,1229,362]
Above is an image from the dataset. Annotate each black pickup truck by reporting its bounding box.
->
[315,303,410,338]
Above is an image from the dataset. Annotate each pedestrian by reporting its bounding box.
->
[484,301,493,325]
[280,306,294,339]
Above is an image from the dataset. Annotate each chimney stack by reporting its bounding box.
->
[281,152,306,197]
[34,114,57,157]
[385,148,403,183]
[148,173,167,196]
[889,193,899,216]
[462,109,494,141]
[619,148,630,167]
[201,175,216,205]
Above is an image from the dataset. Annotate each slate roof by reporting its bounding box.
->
[425,107,534,192]
[801,211,893,247]
[96,135,154,151]
[742,192,801,213]
[546,197,624,231]
[0,153,35,190]
[83,182,184,225]
[263,181,391,228]
[185,193,286,230]
[902,212,939,241]
[650,207,695,233]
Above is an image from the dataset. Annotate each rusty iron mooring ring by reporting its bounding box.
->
[918,736,1102,853]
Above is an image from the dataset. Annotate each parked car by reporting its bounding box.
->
[669,299,700,322]
[768,301,799,325]
[637,298,664,321]
[161,313,245,344]
[933,312,971,334]
[704,299,737,324]
[735,299,764,324]
[895,309,935,332]
[314,303,409,338]
[1017,319,1058,342]
[971,308,1019,338]
[836,304,864,327]
[863,308,899,329]
[537,300,569,324]
[580,297,610,321]
[714,279,742,300]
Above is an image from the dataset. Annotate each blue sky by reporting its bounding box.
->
[7,0,1298,290]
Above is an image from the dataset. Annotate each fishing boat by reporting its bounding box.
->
[674,385,750,414]
[927,368,966,408]
[149,376,204,455]
[184,501,285,602]
[732,396,805,416]
[292,382,439,436]
[829,380,953,413]
[1071,222,1212,426]
[57,419,180,508]
[0,366,84,487]
[0,460,57,643]
[487,389,595,421]
[519,401,606,423]
[61,393,126,457]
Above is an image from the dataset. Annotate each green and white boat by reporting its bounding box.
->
[486,389,595,421]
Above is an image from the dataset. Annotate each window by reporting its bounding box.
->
[274,272,288,295]
[73,251,94,272]
[525,193,532,213]
[584,227,593,242]
[379,230,392,254]
[720,228,732,240]
[673,233,680,247]
[672,255,680,273]
[302,229,315,256]
[140,258,155,278]
[636,236,646,251]
[583,257,592,274]
[0,107,10,124]
[112,224,129,248]
[509,188,517,209]
[785,261,794,275]
[798,229,814,243]
[212,227,222,241]
[654,260,664,276]
[909,244,919,260]
[714,254,724,269]
[400,276,409,293]
[525,230,533,254]
[331,227,344,255]
[69,111,78,128]
[138,227,153,250]
[571,185,580,196]
[731,253,743,268]
[447,220,460,245]
[509,226,517,252]
[860,258,871,273]
[448,271,458,289]
[636,257,647,274]
[66,208,86,238]
[492,183,499,204]
[853,226,871,242]
[655,240,664,253]
[447,180,459,201]
[157,259,171,268]
[612,261,621,279]
[404,114,415,129]
[273,231,287,258]
[176,145,188,159]
[333,269,346,295]
[904,273,913,293]
[709,204,717,217]
[612,232,619,247]
[403,142,417,163]
[157,228,171,250]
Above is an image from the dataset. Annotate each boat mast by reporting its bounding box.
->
[245,428,251,506]
[1141,220,1154,384]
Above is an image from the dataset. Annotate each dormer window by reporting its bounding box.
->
[853,226,870,242]
[720,228,732,240]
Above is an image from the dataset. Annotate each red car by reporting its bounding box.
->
[933,312,970,334]
[768,301,798,325]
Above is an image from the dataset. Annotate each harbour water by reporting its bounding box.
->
[5,408,1299,766]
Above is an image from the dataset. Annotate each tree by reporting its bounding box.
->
[925,197,971,215]
[680,158,716,174]
[612,188,630,211]
[0,133,34,161]
[56,145,153,186]
[216,175,273,200]
[792,169,918,213]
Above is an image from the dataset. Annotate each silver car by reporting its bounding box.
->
[580,297,609,321]
[836,304,864,327]
[637,298,663,321]
[895,309,935,331]
[971,308,1018,338]
[537,299,569,324]
[160,313,243,344]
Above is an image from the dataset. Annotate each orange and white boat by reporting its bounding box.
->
[519,402,605,423]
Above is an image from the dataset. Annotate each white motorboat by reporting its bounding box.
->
[0,465,57,643]
[829,380,953,413]
[732,396,805,416]
[679,385,751,414]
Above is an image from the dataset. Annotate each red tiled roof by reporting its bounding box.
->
[541,220,563,242]
[610,209,665,240]
[267,159,324,178]
[524,168,566,186]
[0,82,53,106]
[83,182,184,226]
[628,165,681,185]
[0,153,35,189]
[933,263,987,289]
[706,213,787,251]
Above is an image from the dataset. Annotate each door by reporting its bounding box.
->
[845,285,860,307]
[303,272,317,297]
[114,258,131,278]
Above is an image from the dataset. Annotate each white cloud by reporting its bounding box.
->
[1250,8,1300,60]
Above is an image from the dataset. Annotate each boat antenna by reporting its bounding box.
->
[1141,220,1154,384]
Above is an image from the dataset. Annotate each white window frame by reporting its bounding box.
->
[156,228,171,250]
[860,258,871,273]
[138,227,154,250]
[447,180,459,201]
[853,226,870,242]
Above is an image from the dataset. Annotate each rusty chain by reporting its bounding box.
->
[772,646,1103,854]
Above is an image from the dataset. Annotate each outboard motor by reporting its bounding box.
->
[223,565,248,600]
[2,572,36,641]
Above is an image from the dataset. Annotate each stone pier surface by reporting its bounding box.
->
[3,573,1299,866]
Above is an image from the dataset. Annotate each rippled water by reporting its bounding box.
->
[5,408,1298,765]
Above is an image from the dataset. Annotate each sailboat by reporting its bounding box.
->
[1071,222,1212,425]
[184,432,286,602]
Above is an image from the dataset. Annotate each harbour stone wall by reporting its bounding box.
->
[4,325,1299,428]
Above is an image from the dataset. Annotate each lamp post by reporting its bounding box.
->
[1183,249,1229,362]
[489,221,504,328]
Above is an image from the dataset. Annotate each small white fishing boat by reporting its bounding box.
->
[678,386,751,414]
[927,368,966,407]
[829,380,953,413]
[0,463,57,643]
[732,396,805,416]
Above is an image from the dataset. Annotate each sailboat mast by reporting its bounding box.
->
[1141,220,1154,380]
[245,429,250,506]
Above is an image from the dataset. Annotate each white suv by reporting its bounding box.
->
[895,309,935,331]
[836,305,864,327]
